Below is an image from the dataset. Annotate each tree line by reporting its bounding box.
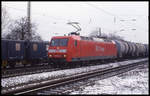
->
[2,6,42,41]
[89,27,124,41]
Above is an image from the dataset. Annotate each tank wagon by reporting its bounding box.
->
[112,40,148,58]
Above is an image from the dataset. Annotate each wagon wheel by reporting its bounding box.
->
[9,62,15,68]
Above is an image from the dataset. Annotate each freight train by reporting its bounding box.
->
[1,34,148,69]
[1,39,49,68]
[48,34,149,68]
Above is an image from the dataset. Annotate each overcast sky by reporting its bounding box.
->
[2,1,149,44]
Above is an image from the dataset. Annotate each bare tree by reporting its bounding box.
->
[89,27,108,38]
[1,6,11,38]
[5,17,43,41]
[89,27,124,40]
[89,29,99,37]
[107,33,124,40]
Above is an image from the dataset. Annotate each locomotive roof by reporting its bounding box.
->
[52,35,112,43]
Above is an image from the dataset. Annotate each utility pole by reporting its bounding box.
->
[27,1,31,40]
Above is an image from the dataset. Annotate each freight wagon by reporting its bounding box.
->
[1,39,49,68]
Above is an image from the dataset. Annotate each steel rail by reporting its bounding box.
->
[2,58,148,95]
[2,64,60,78]
[1,57,141,78]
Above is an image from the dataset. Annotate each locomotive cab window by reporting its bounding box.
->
[50,38,68,46]
[74,40,77,47]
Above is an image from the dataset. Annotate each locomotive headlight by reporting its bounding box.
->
[64,55,67,57]
[48,49,56,53]
[59,49,67,53]
[49,54,52,57]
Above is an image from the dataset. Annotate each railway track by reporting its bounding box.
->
[1,57,140,78]
[2,58,148,95]
[2,64,60,78]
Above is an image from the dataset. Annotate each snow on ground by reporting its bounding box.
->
[71,62,149,95]
[1,63,111,88]
[1,58,148,91]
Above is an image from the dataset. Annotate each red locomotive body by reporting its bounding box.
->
[48,35,117,65]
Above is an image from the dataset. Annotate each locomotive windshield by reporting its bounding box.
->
[50,38,68,46]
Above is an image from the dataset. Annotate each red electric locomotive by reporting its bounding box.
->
[48,35,117,67]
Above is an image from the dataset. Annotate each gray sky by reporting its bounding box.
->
[2,1,149,44]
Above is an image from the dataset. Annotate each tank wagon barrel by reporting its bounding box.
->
[112,40,131,58]
[111,39,148,58]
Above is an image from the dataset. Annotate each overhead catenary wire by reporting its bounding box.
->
[3,5,68,22]
[85,3,117,17]
[85,3,148,19]
[85,3,148,43]
[85,3,148,32]
[3,5,110,32]
[3,3,148,37]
